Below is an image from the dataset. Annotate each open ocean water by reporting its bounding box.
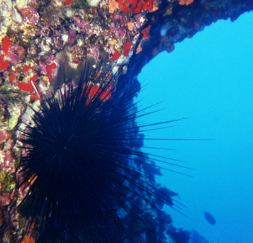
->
[137,11,253,243]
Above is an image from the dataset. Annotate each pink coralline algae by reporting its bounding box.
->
[21,7,40,26]
[113,14,127,24]
[88,46,100,60]
[0,192,11,206]
[67,30,76,45]
[73,17,90,33]
[109,23,126,39]
[8,45,26,64]
[0,130,15,174]
[0,130,11,144]
[116,27,127,39]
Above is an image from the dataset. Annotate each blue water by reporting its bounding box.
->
[137,11,253,243]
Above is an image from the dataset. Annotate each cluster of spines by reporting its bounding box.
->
[17,72,189,242]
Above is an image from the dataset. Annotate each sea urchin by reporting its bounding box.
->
[18,71,182,242]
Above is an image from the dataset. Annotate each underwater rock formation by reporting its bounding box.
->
[0,0,252,242]
[189,230,209,243]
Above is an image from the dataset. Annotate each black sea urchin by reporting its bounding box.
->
[17,69,187,242]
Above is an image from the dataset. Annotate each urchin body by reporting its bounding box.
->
[18,81,163,242]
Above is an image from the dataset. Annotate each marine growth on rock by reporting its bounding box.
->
[0,0,252,242]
